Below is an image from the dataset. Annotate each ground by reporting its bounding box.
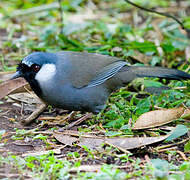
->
[0,0,190,179]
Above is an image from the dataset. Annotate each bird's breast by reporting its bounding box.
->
[38,82,110,112]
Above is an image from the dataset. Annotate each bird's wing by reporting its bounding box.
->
[57,51,129,88]
[86,61,127,88]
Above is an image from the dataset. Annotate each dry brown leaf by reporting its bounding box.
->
[22,147,64,157]
[105,136,169,150]
[70,165,102,172]
[79,137,104,149]
[54,131,169,150]
[133,107,185,130]
[53,132,78,146]
[8,92,41,104]
[70,165,127,173]
[130,50,151,64]
[0,78,30,99]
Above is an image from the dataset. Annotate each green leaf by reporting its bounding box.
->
[143,80,164,88]
[151,159,169,178]
[150,56,162,66]
[105,131,122,137]
[105,118,126,129]
[184,141,190,152]
[33,134,47,141]
[180,162,190,171]
[165,125,188,142]
[161,42,175,53]
[135,98,151,115]
[129,41,157,53]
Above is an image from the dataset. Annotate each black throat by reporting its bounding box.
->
[25,77,43,99]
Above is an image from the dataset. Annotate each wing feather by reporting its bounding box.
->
[87,61,128,87]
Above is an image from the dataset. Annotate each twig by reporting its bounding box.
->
[21,103,47,125]
[155,138,190,151]
[156,146,178,152]
[38,111,77,126]
[124,0,190,38]
[22,146,66,157]
[64,113,93,130]
[0,173,32,179]
[105,141,131,154]
[124,0,185,29]
[176,150,188,161]
[59,111,77,124]
[0,110,10,116]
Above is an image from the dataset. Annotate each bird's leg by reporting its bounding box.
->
[63,113,93,130]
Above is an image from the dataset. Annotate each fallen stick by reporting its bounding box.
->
[64,113,93,130]
[21,103,47,125]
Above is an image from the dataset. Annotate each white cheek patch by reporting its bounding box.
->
[35,64,56,82]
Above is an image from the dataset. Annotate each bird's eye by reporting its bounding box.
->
[32,64,41,73]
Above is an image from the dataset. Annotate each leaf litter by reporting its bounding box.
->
[0,0,190,178]
[0,69,189,162]
[133,107,186,129]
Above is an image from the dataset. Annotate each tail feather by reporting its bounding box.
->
[128,66,190,80]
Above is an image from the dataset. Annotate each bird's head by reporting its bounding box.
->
[11,52,57,82]
[11,52,57,96]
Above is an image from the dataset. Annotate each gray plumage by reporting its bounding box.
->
[12,51,190,113]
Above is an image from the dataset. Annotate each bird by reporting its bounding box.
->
[11,51,190,114]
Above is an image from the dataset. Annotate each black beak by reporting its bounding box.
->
[10,71,23,80]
